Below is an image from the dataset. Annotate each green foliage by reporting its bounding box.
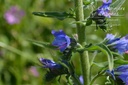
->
[0,0,128,85]
[29,39,56,49]
[87,44,114,71]
[33,11,75,20]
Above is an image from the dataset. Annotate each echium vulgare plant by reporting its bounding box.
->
[32,0,127,85]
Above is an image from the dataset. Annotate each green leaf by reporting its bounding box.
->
[112,52,124,59]
[83,1,91,6]
[99,44,114,71]
[32,11,74,20]
[93,61,108,68]
[88,44,114,71]
[29,39,56,49]
[65,75,74,85]
[114,59,128,65]
[71,20,86,25]
[86,18,92,26]
[59,61,81,85]
[0,42,23,55]
[59,61,74,74]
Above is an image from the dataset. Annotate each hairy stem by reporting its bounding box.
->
[74,0,90,85]
[80,51,90,85]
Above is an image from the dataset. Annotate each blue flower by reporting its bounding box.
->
[107,65,128,85]
[97,0,112,18]
[39,58,69,81]
[105,34,120,44]
[113,35,128,54]
[79,76,83,84]
[52,30,71,52]
[106,70,115,80]
[39,58,61,69]
[114,65,128,85]
[105,34,128,54]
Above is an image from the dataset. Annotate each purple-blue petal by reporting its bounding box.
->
[52,30,71,52]
[126,77,128,85]
[52,30,66,37]
[105,34,128,54]
[107,65,128,84]
[97,0,112,17]
[115,65,128,72]
[113,35,128,54]
[105,34,120,44]
[105,34,116,41]
[114,65,128,84]
[106,70,115,80]
[52,36,67,46]
[118,72,128,83]
[79,76,83,84]
[103,0,112,4]
[39,58,60,68]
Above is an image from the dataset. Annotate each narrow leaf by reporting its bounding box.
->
[0,42,23,55]
[112,52,124,59]
[86,18,92,26]
[99,44,114,71]
[29,39,56,49]
[32,12,74,20]
[114,59,128,65]
[93,61,108,68]
[87,44,114,71]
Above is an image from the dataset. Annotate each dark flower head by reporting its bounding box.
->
[39,58,61,69]
[39,58,69,81]
[4,6,25,25]
[52,30,71,52]
[105,34,128,54]
[97,0,112,18]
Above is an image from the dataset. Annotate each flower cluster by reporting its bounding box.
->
[97,0,112,18]
[33,0,127,84]
[115,65,128,84]
[52,30,77,60]
[39,58,68,81]
[38,30,77,81]
[107,65,128,85]
[105,34,128,54]
[4,6,25,25]
[88,0,112,31]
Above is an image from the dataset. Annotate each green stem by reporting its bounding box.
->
[90,66,108,85]
[90,75,104,85]
[90,51,98,66]
[90,70,105,85]
[74,0,90,85]
[80,51,90,85]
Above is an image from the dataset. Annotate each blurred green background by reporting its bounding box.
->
[0,0,128,85]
